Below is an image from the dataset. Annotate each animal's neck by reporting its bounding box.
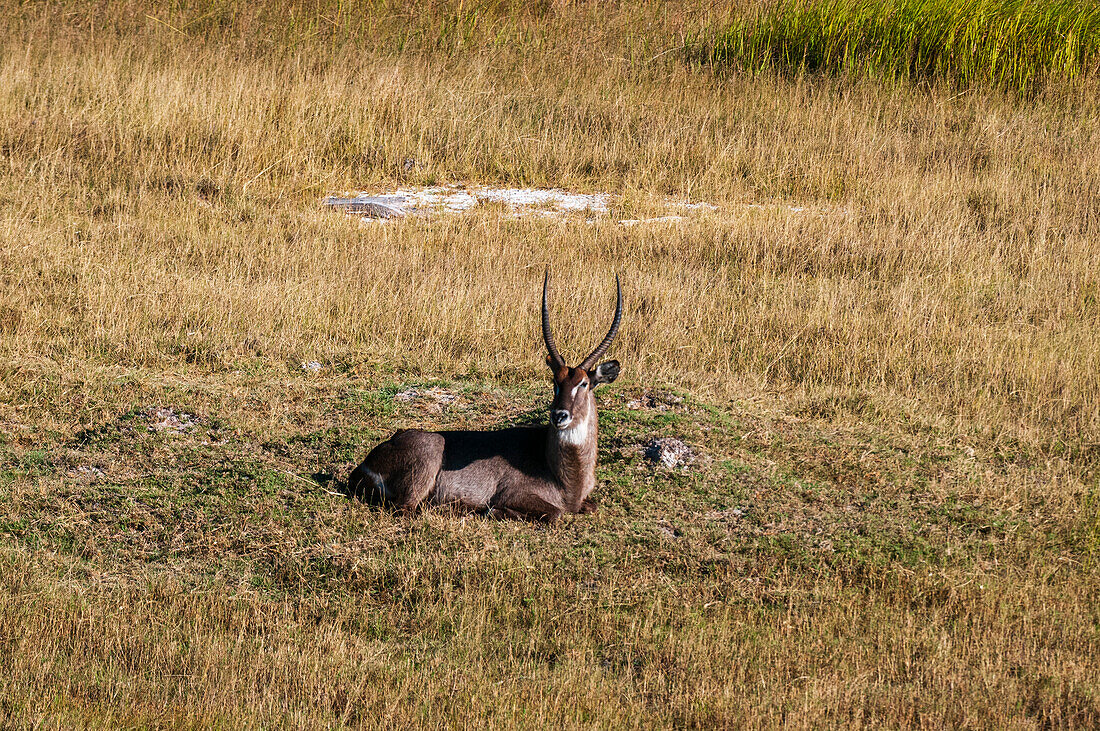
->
[546,414,597,512]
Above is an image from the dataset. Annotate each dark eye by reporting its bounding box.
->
[581,382,589,389]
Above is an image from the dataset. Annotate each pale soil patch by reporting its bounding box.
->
[393,386,460,414]
[323,184,746,224]
[145,406,197,434]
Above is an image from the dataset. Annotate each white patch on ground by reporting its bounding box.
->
[479,187,610,213]
[393,387,459,414]
[301,360,323,374]
[325,185,609,221]
[643,437,693,469]
[323,184,731,225]
[394,386,457,403]
[147,407,195,434]
[325,184,841,225]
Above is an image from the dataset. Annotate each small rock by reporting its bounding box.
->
[301,361,323,374]
[644,437,693,469]
[76,465,105,478]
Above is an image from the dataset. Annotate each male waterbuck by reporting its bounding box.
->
[348,271,622,521]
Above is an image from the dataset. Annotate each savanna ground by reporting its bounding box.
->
[2,1,1100,727]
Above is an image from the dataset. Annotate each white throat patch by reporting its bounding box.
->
[557,416,590,446]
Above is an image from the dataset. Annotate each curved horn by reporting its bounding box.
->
[542,267,565,369]
[579,274,622,371]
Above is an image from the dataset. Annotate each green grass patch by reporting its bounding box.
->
[695,0,1100,91]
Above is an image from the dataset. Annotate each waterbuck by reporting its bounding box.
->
[348,271,622,521]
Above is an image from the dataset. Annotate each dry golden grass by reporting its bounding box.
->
[1,1,1099,727]
[3,2,1099,445]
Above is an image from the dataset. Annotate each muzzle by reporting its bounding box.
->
[550,410,571,428]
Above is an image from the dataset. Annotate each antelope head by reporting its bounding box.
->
[542,270,622,440]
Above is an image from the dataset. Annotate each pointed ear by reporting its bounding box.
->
[590,360,620,386]
[546,353,557,371]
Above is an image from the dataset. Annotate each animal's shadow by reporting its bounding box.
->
[310,470,367,501]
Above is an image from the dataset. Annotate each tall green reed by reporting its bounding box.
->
[696,0,1100,91]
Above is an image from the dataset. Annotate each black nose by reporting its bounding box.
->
[550,410,570,427]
